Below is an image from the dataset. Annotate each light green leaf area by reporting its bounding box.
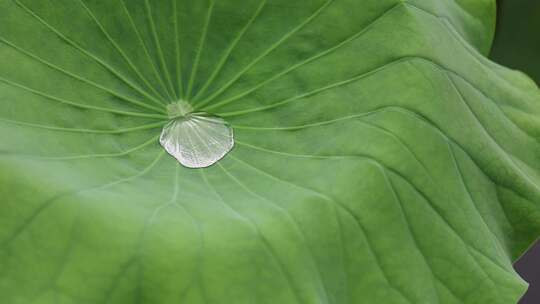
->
[0,0,539,303]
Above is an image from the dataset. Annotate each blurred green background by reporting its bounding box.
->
[491,0,540,84]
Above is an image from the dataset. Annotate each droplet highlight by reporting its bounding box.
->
[160,102,234,168]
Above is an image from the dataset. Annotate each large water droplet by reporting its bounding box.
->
[160,102,234,168]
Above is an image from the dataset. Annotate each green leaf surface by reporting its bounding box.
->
[0,0,539,303]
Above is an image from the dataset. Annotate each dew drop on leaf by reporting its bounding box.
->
[160,102,234,168]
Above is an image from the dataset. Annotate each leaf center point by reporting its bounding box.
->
[167,100,193,119]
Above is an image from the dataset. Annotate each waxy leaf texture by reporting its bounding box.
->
[0,0,539,303]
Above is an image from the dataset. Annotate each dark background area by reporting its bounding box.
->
[515,242,540,304]
[492,0,540,85]
[491,0,540,303]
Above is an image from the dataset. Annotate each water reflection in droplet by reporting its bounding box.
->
[160,101,234,168]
